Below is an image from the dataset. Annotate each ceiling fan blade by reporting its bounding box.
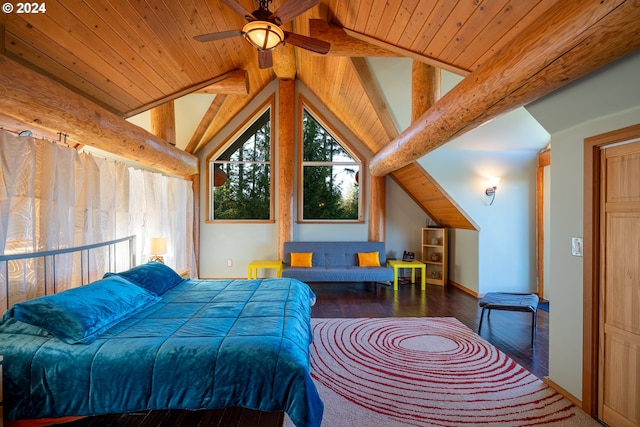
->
[258,50,274,69]
[194,29,242,43]
[284,32,330,54]
[269,0,319,25]
[220,0,256,21]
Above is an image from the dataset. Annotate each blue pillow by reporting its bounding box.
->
[104,262,184,296]
[3,275,159,344]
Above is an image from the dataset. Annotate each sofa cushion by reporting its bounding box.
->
[358,252,381,267]
[283,241,387,267]
[290,252,313,268]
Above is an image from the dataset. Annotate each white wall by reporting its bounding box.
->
[525,50,640,400]
[545,104,640,400]
[367,60,549,294]
[418,146,540,294]
[448,228,479,290]
[197,80,279,279]
[385,177,432,260]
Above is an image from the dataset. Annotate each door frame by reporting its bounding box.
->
[582,123,640,416]
[536,148,550,300]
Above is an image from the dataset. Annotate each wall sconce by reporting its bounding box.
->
[485,177,500,206]
[149,237,167,263]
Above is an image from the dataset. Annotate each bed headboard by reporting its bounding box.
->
[0,235,136,315]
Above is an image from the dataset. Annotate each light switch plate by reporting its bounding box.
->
[571,237,583,257]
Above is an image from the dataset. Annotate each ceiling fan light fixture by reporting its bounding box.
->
[242,21,284,51]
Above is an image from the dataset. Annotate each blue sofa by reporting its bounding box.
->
[281,241,394,283]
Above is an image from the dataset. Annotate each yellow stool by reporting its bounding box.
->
[386,259,426,291]
[247,259,282,279]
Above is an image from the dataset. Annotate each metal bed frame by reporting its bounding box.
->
[0,235,136,313]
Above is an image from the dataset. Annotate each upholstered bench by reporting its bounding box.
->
[477,292,539,345]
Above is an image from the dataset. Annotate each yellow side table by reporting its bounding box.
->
[247,259,283,279]
[386,259,426,291]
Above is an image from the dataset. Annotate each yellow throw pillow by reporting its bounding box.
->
[358,252,380,267]
[290,252,313,268]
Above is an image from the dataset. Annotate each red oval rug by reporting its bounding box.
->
[290,317,598,427]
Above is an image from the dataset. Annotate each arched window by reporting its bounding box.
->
[299,105,363,222]
[208,103,273,221]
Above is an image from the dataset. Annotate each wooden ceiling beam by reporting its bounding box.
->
[392,62,478,230]
[273,40,297,80]
[346,57,392,242]
[193,70,249,95]
[349,57,398,140]
[124,69,249,118]
[0,14,5,55]
[341,26,471,77]
[309,19,398,58]
[0,112,83,149]
[0,54,197,177]
[369,0,640,177]
[150,101,176,146]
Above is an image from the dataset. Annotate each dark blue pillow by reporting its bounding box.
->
[3,275,159,344]
[105,262,184,296]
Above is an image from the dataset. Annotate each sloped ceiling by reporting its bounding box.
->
[1,0,638,229]
[1,0,562,150]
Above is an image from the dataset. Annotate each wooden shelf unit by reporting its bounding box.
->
[421,228,448,286]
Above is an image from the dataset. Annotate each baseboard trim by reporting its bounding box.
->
[448,280,480,298]
[543,376,582,409]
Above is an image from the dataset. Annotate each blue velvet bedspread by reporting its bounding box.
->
[0,278,323,427]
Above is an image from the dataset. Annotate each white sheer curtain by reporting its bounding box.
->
[0,130,194,311]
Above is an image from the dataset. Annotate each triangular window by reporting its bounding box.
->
[208,105,272,221]
[300,106,362,222]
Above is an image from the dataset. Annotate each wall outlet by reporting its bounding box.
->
[227,259,233,267]
[571,237,583,257]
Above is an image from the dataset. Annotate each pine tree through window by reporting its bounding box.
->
[301,108,362,221]
[209,108,272,221]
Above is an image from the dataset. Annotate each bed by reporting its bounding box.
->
[0,262,323,427]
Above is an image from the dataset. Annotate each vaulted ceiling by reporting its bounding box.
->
[1,0,638,229]
[1,0,564,149]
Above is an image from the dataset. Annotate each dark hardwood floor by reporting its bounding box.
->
[58,281,548,427]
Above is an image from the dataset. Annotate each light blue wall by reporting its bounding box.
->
[545,105,640,400]
[418,146,540,294]
[368,59,549,294]
[525,51,640,400]
[385,177,432,259]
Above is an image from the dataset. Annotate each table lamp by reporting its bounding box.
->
[149,237,167,263]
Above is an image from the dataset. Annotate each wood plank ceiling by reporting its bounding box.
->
[0,0,574,229]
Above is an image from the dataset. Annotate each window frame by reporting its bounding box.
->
[297,99,365,223]
[206,96,275,223]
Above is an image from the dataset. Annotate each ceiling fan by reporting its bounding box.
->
[194,0,330,69]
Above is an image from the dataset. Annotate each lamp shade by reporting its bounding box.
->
[242,21,284,51]
[149,237,167,255]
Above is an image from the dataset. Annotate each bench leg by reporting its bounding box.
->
[531,310,537,346]
[478,307,487,334]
